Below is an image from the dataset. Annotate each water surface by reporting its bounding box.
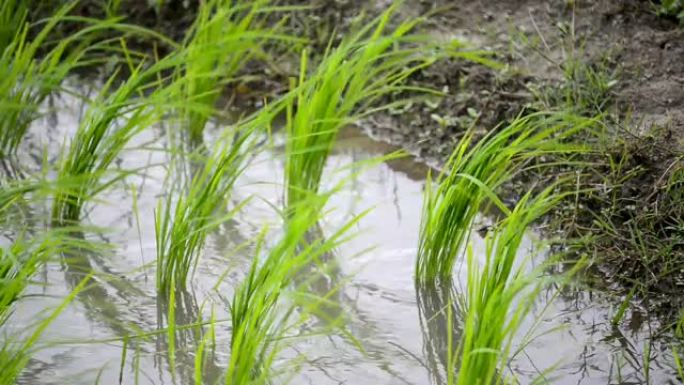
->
[4,88,681,385]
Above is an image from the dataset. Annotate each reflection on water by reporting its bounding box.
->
[1,91,681,385]
[416,282,462,385]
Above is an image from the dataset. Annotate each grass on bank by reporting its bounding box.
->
[416,113,592,283]
[656,0,684,25]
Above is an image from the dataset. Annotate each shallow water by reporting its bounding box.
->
[4,88,681,385]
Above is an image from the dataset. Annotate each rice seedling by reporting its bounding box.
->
[1,200,101,384]
[0,0,25,53]
[1,222,107,322]
[416,112,592,283]
[228,190,363,385]
[157,292,224,385]
[155,127,254,293]
[0,1,104,158]
[178,0,297,144]
[284,4,459,210]
[455,186,562,385]
[51,52,181,225]
[1,179,102,324]
[0,274,91,385]
[0,238,40,326]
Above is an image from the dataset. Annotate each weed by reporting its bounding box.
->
[565,142,684,316]
[655,0,684,25]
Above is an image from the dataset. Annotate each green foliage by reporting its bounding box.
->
[51,54,180,224]
[456,187,560,385]
[284,4,455,209]
[228,191,362,384]
[155,128,253,293]
[656,0,684,25]
[417,113,591,283]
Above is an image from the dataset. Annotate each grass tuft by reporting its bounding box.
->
[417,113,591,283]
[155,127,253,293]
[284,4,455,209]
[228,190,362,384]
[456,186,562,385]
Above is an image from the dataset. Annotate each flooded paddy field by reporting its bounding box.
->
[1,90,679,385]
[1,1,683,385]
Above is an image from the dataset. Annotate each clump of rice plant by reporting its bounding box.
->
[228,190,362,384]
[179,0,294,144]
[0,2,104,158]
[284,4,458,209]
[455,187,561,385]
[416,113,591,283]
[0,274,91,385]
[51,54,179,225]
[155,128,253,294]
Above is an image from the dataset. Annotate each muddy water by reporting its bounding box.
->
[4,89,681,385]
